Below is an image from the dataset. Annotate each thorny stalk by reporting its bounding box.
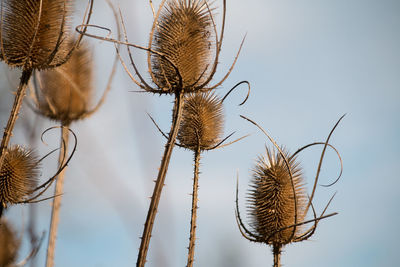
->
[187,146,201,267]
[45,126,69,267]
[273,244,282,267]
[137,91,185,267]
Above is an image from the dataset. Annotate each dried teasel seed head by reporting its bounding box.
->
[247,147,307,245]
[0,0,73,70]
[151,0,214,92]
[36,40,93,125]
[177,92,224,150]
[0,219,20,266]
[0,146,39,207]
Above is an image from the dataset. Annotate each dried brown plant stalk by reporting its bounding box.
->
[29,36,117,266]
[0,0,93,214]
[45,126,68,267]
[178,92,224,267]
[76,0,244,264]
[236,115,344,267]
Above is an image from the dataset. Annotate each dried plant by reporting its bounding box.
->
[235,115,344,267]
[77,1,245,265]
[0,218,20,267]
[0,146,39,217]
[0,0,93,207]
[148,85,249,266]
[28,36,117,266]
[33,40,94,125]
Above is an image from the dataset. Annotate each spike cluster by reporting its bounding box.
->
[178,92,224,150]
[0,146,39,207]
[0,219,20,266]
[36,41,93,125]
[0,0,73,70]
[151,0,214,91]
[247,147,307,245]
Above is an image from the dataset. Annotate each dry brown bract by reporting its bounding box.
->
[0,0,73,70]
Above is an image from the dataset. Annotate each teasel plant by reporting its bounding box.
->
[0,0,93,213]
[27,33,118,266]
[0,216,44,267]
[77,0,245,265]
[0,128,77,218]
[148,82,250,266]
[235,115,344,267]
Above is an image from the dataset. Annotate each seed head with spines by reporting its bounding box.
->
[0,146,39,208]
[247,147,307,246]
[0,0,73,70]
[0,218,20,266]
[35,40,93,125]
[177,92,224,150]
[151,0,214,92]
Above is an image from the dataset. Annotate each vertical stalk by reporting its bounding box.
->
[46,125,69,267]
[187,147,201,267]
[0,68,33,172]
[137,91,185,267]
[273,244,282,267]
[0,68,33,219]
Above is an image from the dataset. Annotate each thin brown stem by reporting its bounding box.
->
[0,68,33,171]
[137,91,185,267]
[45,125,69,267]
[187,147,201,267]
[273,244,282,267]
[0,68,33,219]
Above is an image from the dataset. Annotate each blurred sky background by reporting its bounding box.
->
[1,0,399,266]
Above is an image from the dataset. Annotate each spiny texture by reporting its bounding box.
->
[0,219,20,266]
[151,0,213,92]
[247,147,307,245]
[36,41,93,125]
[0,146,39,207]
[0,0,72,70]
[178,92,223,150]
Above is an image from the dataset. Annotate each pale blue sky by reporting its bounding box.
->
[2,0,399,266]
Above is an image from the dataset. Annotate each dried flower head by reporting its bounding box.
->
[178,92,224,150]
[34,41,93,125]
[0,0,74,70]
[0,218,20,266]
[151,0,214,92]
[0,146,39,208]
[247,147,307,245]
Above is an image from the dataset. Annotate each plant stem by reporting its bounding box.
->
[46,125,69,267]
[0,68,33,219]
[137,91,184,267]
[187,147,201,267]
[273,244,282,267]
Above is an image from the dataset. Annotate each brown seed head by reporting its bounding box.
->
[0,146,39,207]
[151,0,214,92]
[0,219,20,266]
[177,92,224,150]
[0,0,73,70]
[36,41,93,125]
[247,147,307,245]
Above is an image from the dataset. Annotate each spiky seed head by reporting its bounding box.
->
[177,92,224,150]
[36,41,93,125]
[0,0,72,70]
[247,147,307,246]
[151,0,214,92]
[0,219,20,266]
[0,146,39,207]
